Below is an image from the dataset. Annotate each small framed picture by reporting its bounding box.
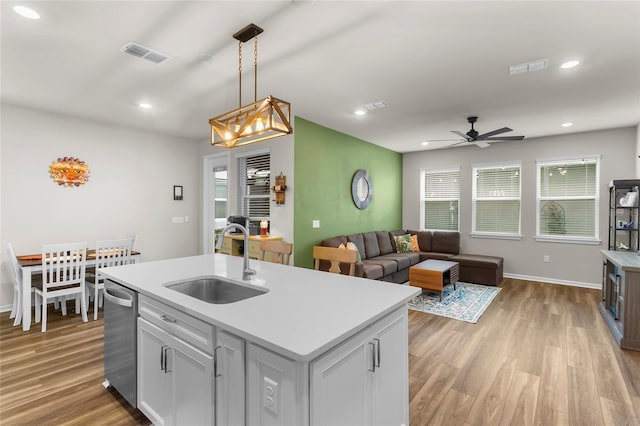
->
[173,185,183,201]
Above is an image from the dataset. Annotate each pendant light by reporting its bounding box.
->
[209,23,293,148]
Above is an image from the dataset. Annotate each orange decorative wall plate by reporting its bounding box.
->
[49,157,90,186]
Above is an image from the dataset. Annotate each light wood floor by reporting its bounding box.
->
[1,278,639,425]
[409,278,640,426]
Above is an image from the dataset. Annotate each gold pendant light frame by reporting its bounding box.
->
[210,23,292,149]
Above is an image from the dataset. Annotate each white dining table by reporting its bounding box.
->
[17,250,141,331]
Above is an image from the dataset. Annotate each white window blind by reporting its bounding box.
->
[537,157,599,240]
[237,152,270,220]
[473,163,521,236]
[422,168,460,231]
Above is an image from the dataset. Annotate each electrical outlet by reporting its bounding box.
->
[263,377,279,416]
[312,220,320,229]
[544,255,550,263]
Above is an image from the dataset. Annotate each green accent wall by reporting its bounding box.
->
[294,117,403,268]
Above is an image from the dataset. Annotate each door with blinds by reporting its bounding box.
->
[237,152,271,221]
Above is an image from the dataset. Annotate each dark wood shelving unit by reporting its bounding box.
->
[608,179,640,252]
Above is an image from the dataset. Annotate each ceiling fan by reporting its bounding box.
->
[430,116,525,148]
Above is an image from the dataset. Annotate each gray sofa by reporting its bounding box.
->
[320,230,503,286]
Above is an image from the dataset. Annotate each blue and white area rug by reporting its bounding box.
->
[407,282,501,323]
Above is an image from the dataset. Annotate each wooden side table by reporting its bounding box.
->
[409,259,459,301]
[219,235,283,259]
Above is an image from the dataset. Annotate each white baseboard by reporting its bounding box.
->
[0,303,14,313]
[503,273,601,290]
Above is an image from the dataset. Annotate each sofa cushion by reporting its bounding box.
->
[362,232,381,259]
[451,254,503,286]
[451,254,503,269]
[376,253,419,269]
[362,263,383,280]
[322,235,347,248]
[418,252,456,261]
[362,259,398,276]
[376,231,394,255]
[406,230,432,252]
[347,234,367,260]
[432,231,460,255]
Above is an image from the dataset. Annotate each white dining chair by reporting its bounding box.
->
[34,242,88,332]
[86,238,134,320]
[2,241,40,327]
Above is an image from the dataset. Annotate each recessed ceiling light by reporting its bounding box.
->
[561,122,573,127]
[354,109,366,116]
[560,60,580,69]
[138,102,152,109]
[421,141,429,146]
[13,5,40,19]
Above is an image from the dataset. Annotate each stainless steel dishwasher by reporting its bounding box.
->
[103,279,138,408]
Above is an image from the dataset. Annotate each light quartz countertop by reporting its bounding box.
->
[101,254,420,361]
[602,250,640,272]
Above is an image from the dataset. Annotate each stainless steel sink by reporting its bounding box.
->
[165,277,267,304]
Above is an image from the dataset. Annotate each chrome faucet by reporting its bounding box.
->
[215,223,256,281]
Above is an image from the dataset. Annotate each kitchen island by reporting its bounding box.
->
[101,254,420,426]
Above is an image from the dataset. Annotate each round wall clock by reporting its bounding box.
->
[351,169,373,209]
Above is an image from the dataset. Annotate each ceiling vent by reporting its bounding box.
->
[120,42,169,64]
[364,100,388,110]
[509,58,548,75]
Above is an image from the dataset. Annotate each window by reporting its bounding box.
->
[237,151,270,220]
[472,163,521,237]
[536,157,600,242]
[213,166,228,230]
[421,168,460,231]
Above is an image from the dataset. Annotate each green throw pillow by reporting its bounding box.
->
[395,234,414,253]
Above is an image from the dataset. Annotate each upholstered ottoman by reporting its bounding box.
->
[450,254,503,286]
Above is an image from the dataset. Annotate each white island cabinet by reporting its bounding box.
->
[101,254,420,426]
[310,307,408,425]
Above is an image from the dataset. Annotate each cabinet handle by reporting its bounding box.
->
[161,314,177,323]
[374,338,381,368]
[368,342,376,372]
[160,345,169,372]
[213,345,222,378]
[160,346,171,373]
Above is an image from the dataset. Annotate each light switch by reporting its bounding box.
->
[312,220,320,229]
[171,216,185,224]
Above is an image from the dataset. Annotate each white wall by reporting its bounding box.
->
[636,124,640,178]
[198,134,295,254]
[403,126,638,287]
[1,104,201,309]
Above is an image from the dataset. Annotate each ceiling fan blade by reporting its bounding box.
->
[451,130,470,140]
[477,127,512,139]
[449,140,471,147]
[484,135,525,141]
[474,141,490,148]
[428,138,466,142]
